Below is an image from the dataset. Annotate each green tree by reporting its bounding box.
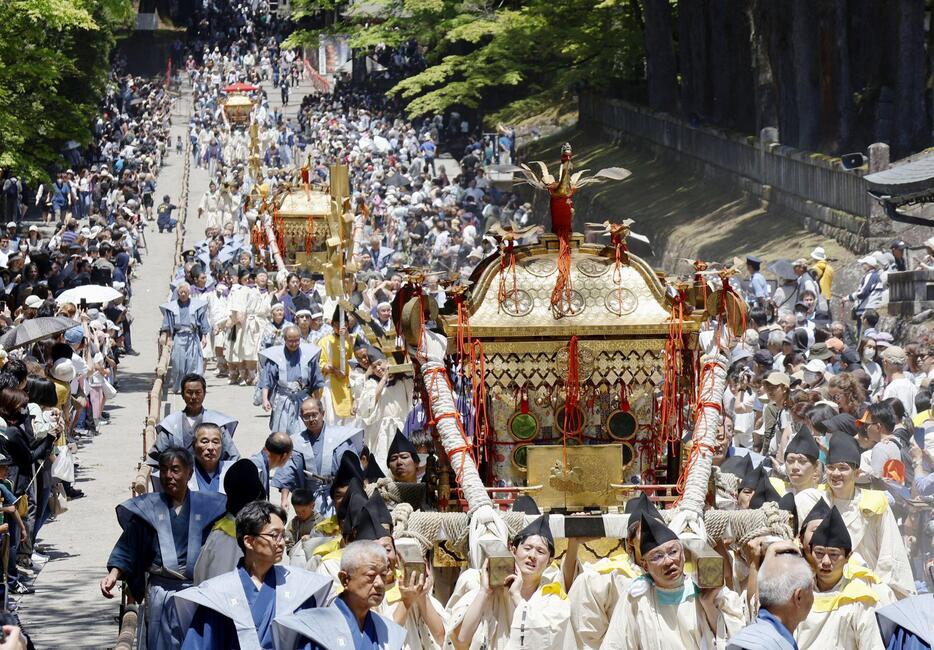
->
[0,0,133,183]
[286,0,645,125]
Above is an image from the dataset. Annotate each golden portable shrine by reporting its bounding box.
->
[268,164,356,290]
[397,143,748,515]
[220,82,259,126]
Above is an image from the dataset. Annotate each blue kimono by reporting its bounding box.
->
[272,597,406,650]
[107,491,226,650]
[258,344,324,436]
[160,298,211,392]
[149,408,240,468]
[189,459,236,494]
[270,424,362,517]
[249,452,271,499]
[175,565,332,650]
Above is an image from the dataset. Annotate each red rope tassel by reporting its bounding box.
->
[551,234,573,317]
[563,336,581,468]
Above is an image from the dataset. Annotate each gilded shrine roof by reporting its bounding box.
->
[455,234,675,338]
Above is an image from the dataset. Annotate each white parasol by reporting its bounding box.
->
[56,285,123,305]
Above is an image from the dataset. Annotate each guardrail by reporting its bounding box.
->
[578,93,874,251]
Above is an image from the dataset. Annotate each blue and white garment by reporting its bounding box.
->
[160,298,211,392]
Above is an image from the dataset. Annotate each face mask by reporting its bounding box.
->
[863,350,875,362]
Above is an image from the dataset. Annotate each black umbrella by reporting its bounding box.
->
[767,259,797,281]
[0,317,80,350]
[384,172,410,188]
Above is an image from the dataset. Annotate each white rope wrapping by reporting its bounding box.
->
[417,329,492,513]
[668,347,728,539]
[417,328,506,567]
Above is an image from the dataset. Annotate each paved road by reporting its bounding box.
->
[16,74,314,648]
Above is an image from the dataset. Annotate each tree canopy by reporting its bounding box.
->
[284,0,646,124]
[0,0,134,183]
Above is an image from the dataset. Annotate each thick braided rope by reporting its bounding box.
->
[391,509,528,554]
[364,478,425,508]
[703,502,793,546]
[678,350,729,516]
[417,329,492,513]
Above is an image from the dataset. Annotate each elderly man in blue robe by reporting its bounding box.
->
[161,281,212,393]
[273,540,406,650]
[147,373,239,471]
[726,542,815,650]
[259,324,325,436]
[100,448,226,649]
[272,396,363,519]
[175,501,333,649]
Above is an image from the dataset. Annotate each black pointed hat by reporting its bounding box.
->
[778,492,799,535]
[800,498,832,535]
[625,492,663,531]
[826,431,862,467]
[809,505,852,552]
[352,491,393,541]
[365,458,386,482]
[749,471,783,509]
[720,453,753,480]
[512,495,540,515]
[638,512,679,557]
[336,477,367,523]
[740,464,765,491]
[329,450,364,499]
[514,513,555,549]
[223,458,265,516]
[387,430,419,464]
[785,427,821,461]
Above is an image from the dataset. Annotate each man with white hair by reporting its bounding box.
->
[727,543,814,649]
[160,282,211,393]
[259,324,324,435]
[881,345,918,418]
[272,540,405,649]
[846,256,884,335]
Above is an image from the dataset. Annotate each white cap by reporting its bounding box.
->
[804,359,827,374]
[50,358,76,383]
[858,255,880,268]
[24,295,42,309]
[28,225,37,232]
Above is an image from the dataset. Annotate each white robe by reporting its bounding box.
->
[227,286,265,363]
[200,190,223,229]
[569,553,639,650]
[795,488,915,598]
[380,585,445,650]
[356,376,414,475]
[794,573,885,650]
[443,568,574,650]
[603,578,746,650]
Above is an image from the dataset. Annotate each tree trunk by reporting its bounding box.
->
[678,0,709,120]
[894,0,926,156]
[831,0,853,151]
[643,0,680,113]
[708,0,731,126]
[748,0,778,133]
[762,0,798,145]
[727,0,755,132]
[791,0,820,149]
